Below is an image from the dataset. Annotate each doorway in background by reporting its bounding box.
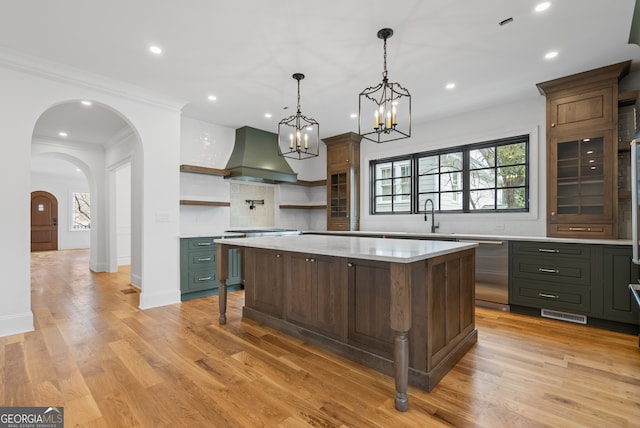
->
[31,190,58,251]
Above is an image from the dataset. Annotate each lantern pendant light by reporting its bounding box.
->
[359,28,411,143]
[278,73,320,160]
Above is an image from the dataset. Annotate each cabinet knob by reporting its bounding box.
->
[551,123,556,128]
[347,263,354,267]
[276,254,281,258]
[551,211,555,216]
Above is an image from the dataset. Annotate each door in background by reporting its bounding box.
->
[31,190,58,251]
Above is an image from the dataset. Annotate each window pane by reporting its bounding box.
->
[441,192,463,210]
[395,160,411,176]
[470,168,495,190]
[498,188,526,209]
[497,166,526,187]
[393,177,410,195]
[469,189,495,210]
[72,192,91,230]
[497,142,526,165]
[376,178,392,195]
[375,197,392,212]
[393,195,411,212]
[470,147,495,169]
[441,152,463,172]
[418,175,438,192]
[440,171,462,192]
[418,156,438,174]
[376,162,392,179]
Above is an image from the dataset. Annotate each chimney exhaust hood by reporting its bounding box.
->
[225,126,297,183]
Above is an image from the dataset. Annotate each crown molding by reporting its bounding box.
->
[0,47,186,113]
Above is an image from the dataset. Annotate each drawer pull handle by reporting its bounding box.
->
[569,227,588,231]
[196,242,212,246]
[538,248,559,253]
[197,276,212,281]
[306,258,316,262]
[197,257,212,262]
[538,267,559,274]
[538,292,560,299]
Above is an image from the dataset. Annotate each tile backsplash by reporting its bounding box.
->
[229,183,275,227]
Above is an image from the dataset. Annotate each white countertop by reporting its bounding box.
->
[179,232,244,239]
[303,230,632,246]
[214,234,477,263]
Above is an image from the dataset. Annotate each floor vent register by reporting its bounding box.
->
[541,308,587,325]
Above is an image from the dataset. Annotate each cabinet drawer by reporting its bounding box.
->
[184,237,216,249]
[510,280,590,313]
[511,241,591,260]
[548,223,614,239]
[512,257,591,286]
[186,250,216,270]
[186,269,218,292]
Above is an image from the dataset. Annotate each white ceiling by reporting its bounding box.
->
[3,0,639,175]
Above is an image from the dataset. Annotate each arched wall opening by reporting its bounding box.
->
[30,99,143,290]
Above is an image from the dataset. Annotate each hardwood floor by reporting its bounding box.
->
[2,249,639,427]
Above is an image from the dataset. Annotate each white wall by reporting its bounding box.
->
[0,55,183,336]
[30,168,91,250]
[360,95,547,236]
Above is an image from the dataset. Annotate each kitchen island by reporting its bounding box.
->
[215,234,478,411]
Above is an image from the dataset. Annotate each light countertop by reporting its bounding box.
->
[214,234,477,263]
[179,232,244,239]
[303,230,632,246]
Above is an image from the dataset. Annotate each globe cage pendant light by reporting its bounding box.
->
[359,28,411,143]
[278,73,320,160]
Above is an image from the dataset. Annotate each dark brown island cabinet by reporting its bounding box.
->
[215,235,478,412]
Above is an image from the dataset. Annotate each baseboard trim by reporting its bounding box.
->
[0,311,34,337]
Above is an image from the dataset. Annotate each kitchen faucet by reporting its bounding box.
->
[424,198,439,233]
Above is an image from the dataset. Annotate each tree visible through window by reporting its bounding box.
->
[72,192,91,230]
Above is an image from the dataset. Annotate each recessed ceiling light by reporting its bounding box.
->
[207,95,217,101]
[149,45,162,55]
[75,168,81,172]
[544,50,558,60]
[446,82,456,90]
[535,2,551,12]
[58,132,68,137]
[264,113,272,118]
[350,113,358,119]
[81,100,92,106]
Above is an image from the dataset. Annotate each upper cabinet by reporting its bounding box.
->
[537,61,631,239]
[323,132,362,231]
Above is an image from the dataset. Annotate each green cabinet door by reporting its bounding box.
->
[601,246,640,324]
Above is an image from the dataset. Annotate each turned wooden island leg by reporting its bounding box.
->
[216,243,229,325]
[390,263,412,412]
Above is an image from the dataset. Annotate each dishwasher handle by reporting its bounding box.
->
[458,240,504,245]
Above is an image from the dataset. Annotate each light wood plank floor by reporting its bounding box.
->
[2,249,639,427]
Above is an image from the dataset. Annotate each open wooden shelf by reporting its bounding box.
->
[180,164,230,176]
[279,204,327,210]
[288,179,327,187]
[180,200,230,207]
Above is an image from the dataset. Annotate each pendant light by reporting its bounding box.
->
[359,28,411,143]
[278,73,319,160]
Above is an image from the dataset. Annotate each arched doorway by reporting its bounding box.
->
[31,100,142,286]
[30,190,58,251]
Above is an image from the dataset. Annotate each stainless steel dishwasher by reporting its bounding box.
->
[459,239,509,311]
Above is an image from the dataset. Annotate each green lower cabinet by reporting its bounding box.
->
[509,241,639,333]
[180,237,242,301]
[599,246,640,325]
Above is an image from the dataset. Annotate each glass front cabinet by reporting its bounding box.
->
[548,131,615,238]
